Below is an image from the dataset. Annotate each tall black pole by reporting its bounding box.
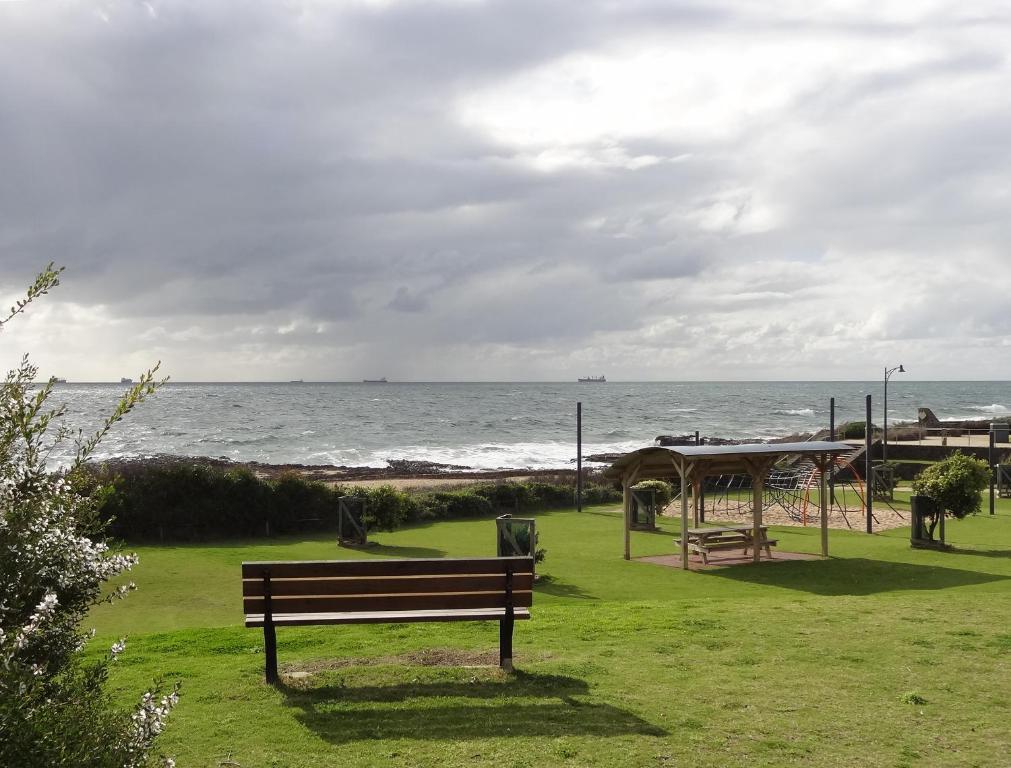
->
[829,397,836,507]
[882,367,888,464]
[576,402,583,513]
[865,394,873,533]
[990,429,996,516]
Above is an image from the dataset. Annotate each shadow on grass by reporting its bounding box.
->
[367,543,447,559]
[947,547,1011,560]
[534,574,596,600]
[703,557,1008,596]
[281,671,665,743]
[632,526,677,536]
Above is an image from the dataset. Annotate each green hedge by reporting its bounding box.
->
[839,421,878,439]
[80,460,622,541]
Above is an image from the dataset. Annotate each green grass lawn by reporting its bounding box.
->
[93,502,1011,767]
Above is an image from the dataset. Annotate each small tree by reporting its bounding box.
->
[911,452,991,541]
[0,264,176,767]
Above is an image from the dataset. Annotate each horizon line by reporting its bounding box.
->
[40,378,1011,385]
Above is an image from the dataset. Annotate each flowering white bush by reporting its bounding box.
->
[0,265,177,767]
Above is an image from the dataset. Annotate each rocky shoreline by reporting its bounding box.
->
[94,454,584,484]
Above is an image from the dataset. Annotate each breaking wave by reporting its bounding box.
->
[967,404,1008,413]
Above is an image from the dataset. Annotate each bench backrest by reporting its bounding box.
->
[241,556,534,616]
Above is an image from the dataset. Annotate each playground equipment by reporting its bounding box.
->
[663,449,899,531]
[871,464,896,501]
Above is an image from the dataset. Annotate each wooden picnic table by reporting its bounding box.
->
[676,525,779,565]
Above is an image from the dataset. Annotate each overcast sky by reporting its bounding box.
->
[1,0,1010,382]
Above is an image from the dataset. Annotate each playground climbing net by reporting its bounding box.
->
[665,455,905,530]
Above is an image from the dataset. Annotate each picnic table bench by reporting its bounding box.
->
[242,556,533,683]
[674,525,779,564]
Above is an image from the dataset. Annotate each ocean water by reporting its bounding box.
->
[43,381,1011,470]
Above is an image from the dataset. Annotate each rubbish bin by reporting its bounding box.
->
[990,422,1010,443]
[630,487,657,530]
[909,495,937,544]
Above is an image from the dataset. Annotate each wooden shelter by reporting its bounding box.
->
[604,442,852,568]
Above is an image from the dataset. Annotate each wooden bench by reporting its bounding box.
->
[241,556,534,683]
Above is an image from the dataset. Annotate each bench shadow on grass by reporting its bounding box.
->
[703,557,1008,596]
[534,574,596,600]
[280,671,665,744]
[367,543,447,559]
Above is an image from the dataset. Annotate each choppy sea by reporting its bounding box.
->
[44,381,1011,469]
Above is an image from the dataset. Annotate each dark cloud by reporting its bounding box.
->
[1,0,1010,379]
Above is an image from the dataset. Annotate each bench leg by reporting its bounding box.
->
[499,615,514,672]
[264,623,279,685]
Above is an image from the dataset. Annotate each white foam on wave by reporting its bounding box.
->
[967,404,1008,413]
[313,438,653,471]
[773,408,815,417]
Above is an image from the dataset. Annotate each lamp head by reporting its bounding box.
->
[898,364,905,373]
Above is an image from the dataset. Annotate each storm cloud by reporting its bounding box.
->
[1,0,1010,381]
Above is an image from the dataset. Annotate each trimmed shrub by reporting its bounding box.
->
[357,484,416,531]
[416,490,494,521]
[911,452,991,540]
[581,482,623,505]
[631,479,674,508]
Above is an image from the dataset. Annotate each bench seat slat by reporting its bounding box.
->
[245,607,532,628]
[242,573,534,598]
[243,590,533,615]
[695,541,750,551]
[241,557,532,580]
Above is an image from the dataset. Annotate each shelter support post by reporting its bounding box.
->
[990,430,996,516]
[746,458,771,564]
[692,477,702,528]
[752,473,762,564]
[622,481,630,561]
[679,459,689,570]
[622,459,642,561]
[695,433,705,522]
[817,453,830,557]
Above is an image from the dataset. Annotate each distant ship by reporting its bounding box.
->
[578,375,606,383]
[121,377,133,384]
[363,377,388,383]
[53,377,67,384]
[289,379,304,383]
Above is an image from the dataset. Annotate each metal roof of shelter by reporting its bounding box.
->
[604,440,853,480]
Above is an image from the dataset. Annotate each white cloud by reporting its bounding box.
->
[1,0,1010,380]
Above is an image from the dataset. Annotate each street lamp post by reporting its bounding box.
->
[883,364,905,463]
